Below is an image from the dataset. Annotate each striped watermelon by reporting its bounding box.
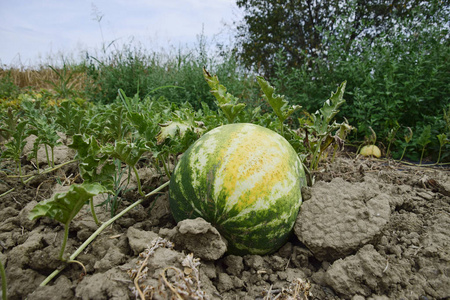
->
[169,123,306,255]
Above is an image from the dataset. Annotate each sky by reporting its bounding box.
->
[0,0,242,67]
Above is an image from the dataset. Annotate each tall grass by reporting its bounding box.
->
[1,38,259,110]
[81,40,258,109]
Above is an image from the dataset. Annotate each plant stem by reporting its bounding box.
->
[399,146,407,161]
[35,150,40,174]
[59,223,70,261]
[51,146,55,167]
[90,198,100,225]
[132,165,143,196]
[419,145,426,165]
[17,161,24,185]
[44,145,51,168]
[0,259,7,300]
[435,146,442,165]
[386,142,392,158]
[160,155,171,179]
[39,181,170,287]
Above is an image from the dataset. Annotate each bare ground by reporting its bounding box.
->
[0,148,449,300]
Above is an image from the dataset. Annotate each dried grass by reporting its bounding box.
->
[127,237,209,300]
[0,66,87,91]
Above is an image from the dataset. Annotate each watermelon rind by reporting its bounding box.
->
[169,123,306,255]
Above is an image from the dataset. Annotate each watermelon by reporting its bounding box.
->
[169,123,306,255]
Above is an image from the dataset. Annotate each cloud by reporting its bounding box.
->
[0,0,240,66]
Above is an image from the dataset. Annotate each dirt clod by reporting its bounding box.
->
[160,217,227,260]
[295,177,391,261]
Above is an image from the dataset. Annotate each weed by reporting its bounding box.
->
[417,125,432,165]
[399,127,413,161]
[99,159,133,217]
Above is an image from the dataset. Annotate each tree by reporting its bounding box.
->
[234,0,447,76]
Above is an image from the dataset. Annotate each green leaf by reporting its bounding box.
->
[156,109,206,145]
[156,121,192,145]
[256,76,301,123]
[1,121,28,162]
[320,81,347,125]
[156,120,205,145]
[203,68,246,123]
[55,100,86,135]
[417,125,432,147]
[437,133,448,147]
[69,134,115,189]
[69,134,101,160]
[29,182,108,224]
[102,140,150,167]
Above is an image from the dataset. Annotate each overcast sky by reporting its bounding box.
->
[0,0,242,67]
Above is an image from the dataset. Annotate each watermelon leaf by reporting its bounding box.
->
[257,76,301,125]
[300,81,352,171]
[102,140,151,196]
[320,81,346,125]
[203,67,246,123]
[102,140,150,168]
[1,120,28,181]
[156,108,205,145]
[69,134,115,190]
[29,182,108,224]
[29,182,108,260]
[156,121,194,145]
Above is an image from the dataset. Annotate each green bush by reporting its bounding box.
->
[268,20,450,162]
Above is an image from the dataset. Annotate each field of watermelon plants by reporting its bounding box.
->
[0,66,449,300]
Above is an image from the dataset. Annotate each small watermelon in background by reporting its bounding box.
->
[169,123,306,255]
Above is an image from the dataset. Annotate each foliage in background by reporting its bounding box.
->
[234,0,445,77]
[81,40,258,110]
[256,1,449,162]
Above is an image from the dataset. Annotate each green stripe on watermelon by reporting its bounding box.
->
[169,123,306,255]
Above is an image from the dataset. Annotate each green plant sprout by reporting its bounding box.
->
[98,158,133,217]
[435,133,449,164]
[28,137,42,174]
[28,182,109,260]
[68,134,116,190]
[102,140,150,196]
[55,100,87,136]
[1,121,28,183]
[299,81,349,171]
[154,108,207,179]
[399,127,413,161]
[331,121,354,162]
[203,67,246,124]
[257,76,301,135]
[0,107,21,141]
[386,122,400,158]
[417,125,432,165]
[28,117,61,168]
[21,99,62,167]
